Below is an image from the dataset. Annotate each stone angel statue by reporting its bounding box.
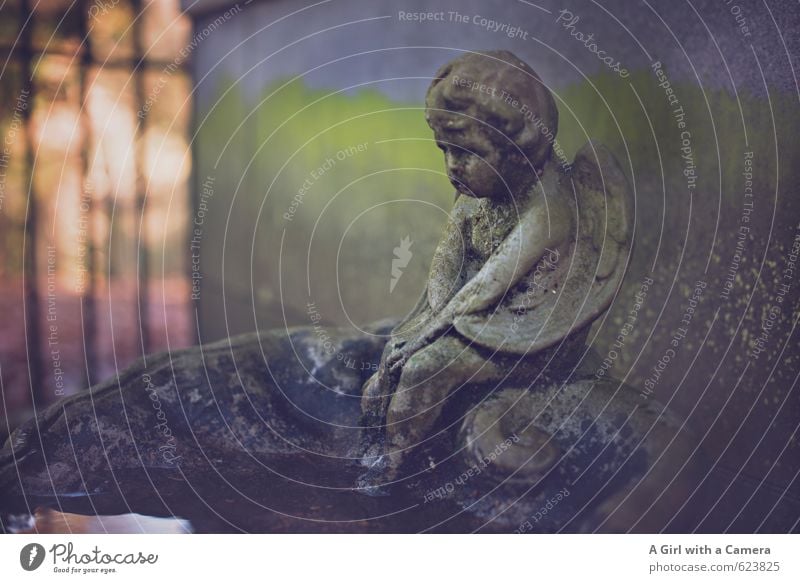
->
[2,50,709,534]
[360,50,633,484]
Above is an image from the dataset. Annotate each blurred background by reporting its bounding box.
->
[0,0,193,532]
[1,0,799,532]
[1,0,193,430]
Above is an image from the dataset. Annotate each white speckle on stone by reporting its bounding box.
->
[306,343,330,376]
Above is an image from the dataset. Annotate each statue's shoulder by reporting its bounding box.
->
[503,163,575,252]
[453,144,634,355]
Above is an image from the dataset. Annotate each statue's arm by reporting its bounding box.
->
[386,196,571,372]
[427,197,470,312]
[449,195,571,315]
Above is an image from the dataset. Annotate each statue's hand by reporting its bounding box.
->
[384,295,471,374]
[384,340,408,369]
[387,318,451,373]
[386,342,414,372]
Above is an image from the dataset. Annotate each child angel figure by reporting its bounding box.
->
[360,50,632,484]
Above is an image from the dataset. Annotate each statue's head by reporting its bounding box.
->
[425,50,558,199]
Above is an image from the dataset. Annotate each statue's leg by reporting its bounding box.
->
[360,340,401,428]
[361,371,396,433]
[383,334,503,477]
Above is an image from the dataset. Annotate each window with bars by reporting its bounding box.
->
[0,0,194,431]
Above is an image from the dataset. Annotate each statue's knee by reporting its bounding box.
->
[386,401,430,447]
[397,355,430,388]
[387,387,416,421]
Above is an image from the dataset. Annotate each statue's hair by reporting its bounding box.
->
[425,50,558,170]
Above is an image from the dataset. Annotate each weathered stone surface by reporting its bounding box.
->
[0,51,709,533]
[1,322,393,530]
[361,51,634,480]
[1,321,705,532]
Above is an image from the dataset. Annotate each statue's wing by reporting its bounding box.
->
[574,140,633,282]
[454,141,633,355]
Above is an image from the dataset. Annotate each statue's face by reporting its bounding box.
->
[435,128,534,200]
[435,130,511,199]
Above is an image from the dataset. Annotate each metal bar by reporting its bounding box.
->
[19,0,44,408]
[76,0,98,387]
[131,0,150,355]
